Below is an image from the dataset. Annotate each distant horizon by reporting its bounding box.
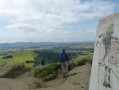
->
[0,41,95,44]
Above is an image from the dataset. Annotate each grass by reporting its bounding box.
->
[0,55,14,64]
[74,54,93,63]
[77,58,87,66]
[69,72,78,76]
[73,82,80,85]
[25,66,32,72]
[0,51,37,68]
[72,63,77,69]
[34,63,57,82]
[43,74,57,82]
[9,52,36,63]
[0,56,3,58]
[34,81,42,88]
[71,55,92,70]
[68,72,78,77]
[25,63,34,68]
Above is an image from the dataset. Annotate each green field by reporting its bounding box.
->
[0,51,37,68]
[0,42,94,68]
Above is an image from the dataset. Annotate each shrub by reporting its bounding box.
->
[34,63,57,81]
[43,74,57,82]
[69,73,77,76]
[68,72,78,77]
[25,67,32,72]
[72,63,77,69]
[87,60,92,65]
[73,82,80,85]
[33,50,59,63]
[34,82,42,88]
[2,55,13,59]
[77,58,87,66]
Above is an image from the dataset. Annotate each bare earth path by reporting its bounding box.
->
[0,63,91,90]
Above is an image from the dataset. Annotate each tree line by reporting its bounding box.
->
[33,50,59,63]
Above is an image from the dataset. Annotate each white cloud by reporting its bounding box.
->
[0,29,96,43]
[0,0,116,23]
[0,0,117,42]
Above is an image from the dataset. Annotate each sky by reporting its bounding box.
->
[0,0,119,43]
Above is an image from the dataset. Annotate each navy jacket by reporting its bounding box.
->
[60,52,68,63]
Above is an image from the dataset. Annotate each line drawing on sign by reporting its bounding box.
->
[97,23,119,89]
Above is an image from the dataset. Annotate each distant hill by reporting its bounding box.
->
[0,42,94,50]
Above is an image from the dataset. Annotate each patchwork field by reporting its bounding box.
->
[0,51,37,68]
[0,42,94,69]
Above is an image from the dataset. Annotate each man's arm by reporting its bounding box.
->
[65,53,68,61]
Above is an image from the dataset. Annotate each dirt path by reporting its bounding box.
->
[0,63,91,90]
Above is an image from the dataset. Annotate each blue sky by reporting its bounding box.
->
[0,0,119,43]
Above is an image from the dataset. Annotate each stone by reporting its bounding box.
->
[0,63,26,78]
[89,12,119,90]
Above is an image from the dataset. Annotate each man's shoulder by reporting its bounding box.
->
[64,52,67,55]
[60,52,64,55]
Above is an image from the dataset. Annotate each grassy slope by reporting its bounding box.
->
[0,51,37,68]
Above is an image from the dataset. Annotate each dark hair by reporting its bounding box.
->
[62,49,65,52]
[68,54,71,56]
[41,56,44,58]
[34,61,37,64]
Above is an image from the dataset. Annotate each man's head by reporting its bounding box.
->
[34,61,37,64]
[68,54,71,56]
[41,56,44,59]
[62,49,65,52]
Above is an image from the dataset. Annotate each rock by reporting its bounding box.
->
[89,12,119,90]
[0,63,26,78]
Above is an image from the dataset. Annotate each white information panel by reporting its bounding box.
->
[89,13,119,90]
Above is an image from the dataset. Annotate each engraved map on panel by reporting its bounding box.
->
[97,23,119,89]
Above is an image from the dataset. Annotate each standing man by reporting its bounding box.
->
[60,49,68,77]
[68,54,73,71]
[33,61,38,67]
[41,57,45,65]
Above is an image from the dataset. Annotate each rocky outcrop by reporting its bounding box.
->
[0,63,26,78]
[89,12,119,90]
